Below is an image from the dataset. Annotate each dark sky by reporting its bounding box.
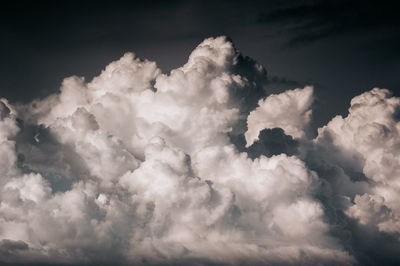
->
[1,0,399,129]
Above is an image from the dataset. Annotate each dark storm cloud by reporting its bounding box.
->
[257,0,400,46]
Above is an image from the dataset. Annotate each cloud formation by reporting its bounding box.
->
[317,88,400,233]
[245,86,313,146]
[0,36,399,265]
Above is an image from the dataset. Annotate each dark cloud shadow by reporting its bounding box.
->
[229,127,299,159]
[14,120,91,193]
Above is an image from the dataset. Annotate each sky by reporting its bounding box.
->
[1,1,400,265]
[1,0,399,130]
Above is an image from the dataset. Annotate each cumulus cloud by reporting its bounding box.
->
[316,88,400,234]
[0,36,399,265]
[245,86,314,146]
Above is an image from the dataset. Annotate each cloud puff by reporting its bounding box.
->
[245,86,314,146]
[317,88,400,234]
[1,36,399,265]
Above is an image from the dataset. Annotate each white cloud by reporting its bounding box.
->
[245,86,314,146]
[317,88,400,234]
[5,36,400,265]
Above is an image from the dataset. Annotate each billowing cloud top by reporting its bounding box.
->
[0,36,399,265]
[245,86,314,145]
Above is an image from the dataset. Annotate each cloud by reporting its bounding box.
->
[245,86,313,146]
[0,36,399,265]
[316,88,400,234]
